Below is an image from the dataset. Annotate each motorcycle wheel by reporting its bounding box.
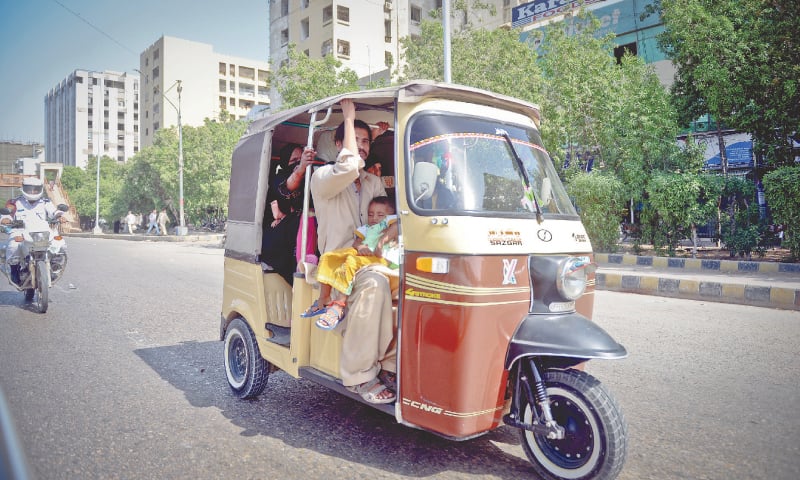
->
[35,260,49,313]
[519,368,627,480]
[223,317,269,399]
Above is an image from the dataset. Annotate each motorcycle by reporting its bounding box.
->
[0,204,69,313]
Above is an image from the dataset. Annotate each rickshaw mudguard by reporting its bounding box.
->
[505,312,627,369]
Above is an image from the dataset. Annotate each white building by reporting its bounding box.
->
[267,1,527,106]
[139,36,271,147]
[45,70,140,169]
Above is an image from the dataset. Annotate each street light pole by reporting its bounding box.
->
[164,80,187,235]
[177,81,186,235]
[92,106,102,234]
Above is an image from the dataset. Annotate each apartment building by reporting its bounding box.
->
[0,141,44,200]
[268,1,529,89]
[44,70,139,169]
[139,36,270,147]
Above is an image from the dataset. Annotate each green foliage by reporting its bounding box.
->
[716,176,766,258]
[121,119,247,226]
[60,157,125,223]
[398,20,541,103]
[274,45,361,109]
[659,0,800,167]
[642,171,720,254]
[566,173,626,252]
[763,166,800,259]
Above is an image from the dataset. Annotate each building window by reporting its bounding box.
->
[301,18,310,40]
[337,39,350,58]
[154,122,159,131]
[281,28,289,45]
[323,5,333,25]
[385,51,393,67]
[301,0,309,7]
[219,79,226,92]
[385,20,392,42]
[411,5,421,23]
[303,49,310,56]
[337,5,349,23]
[280,0,288,17]
[614,42,638,63]
[230,64,235,76]
[219,62,226,75]
[321,39,333,56]
[152,66,160,79]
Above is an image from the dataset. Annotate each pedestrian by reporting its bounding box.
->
[157,208,169,236]
[125,211,137,234]
[146,209,159,235]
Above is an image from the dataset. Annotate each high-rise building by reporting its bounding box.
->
[44,70,139,169]
[139,36,270,147]
[268,1,534,90]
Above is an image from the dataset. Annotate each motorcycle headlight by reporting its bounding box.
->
[556,257,591,301]
[31,231,50,243]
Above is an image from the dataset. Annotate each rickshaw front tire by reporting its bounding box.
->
[224,317,270,399]
[518,367,627,480]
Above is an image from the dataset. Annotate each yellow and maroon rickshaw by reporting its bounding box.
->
[220,81,628,480]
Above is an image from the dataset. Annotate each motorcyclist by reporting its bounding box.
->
[2,177,65,285]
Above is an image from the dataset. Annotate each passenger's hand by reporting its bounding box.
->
[299,147,316,168]
[374,121,390,136]
[340,99,355,121]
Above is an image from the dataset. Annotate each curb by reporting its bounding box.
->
[595,271,800,311]
[595,253,800,274]
[595,253,800,311]
[64,232,224,244]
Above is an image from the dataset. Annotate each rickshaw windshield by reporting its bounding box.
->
[407,113,577,218]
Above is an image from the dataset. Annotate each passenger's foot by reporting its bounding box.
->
[346,377,395,404]
[300,299,326,317]
[316,300,345,330]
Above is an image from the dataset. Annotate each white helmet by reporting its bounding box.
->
[21,177,44,202]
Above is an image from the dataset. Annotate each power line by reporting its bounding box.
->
[51,0,138,56]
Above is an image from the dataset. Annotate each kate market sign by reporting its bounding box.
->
[512,0,606,28]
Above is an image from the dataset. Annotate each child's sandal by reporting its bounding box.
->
[315,300,346,330]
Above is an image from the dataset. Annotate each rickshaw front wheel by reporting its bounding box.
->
[519,368,627,480]
[224,317,270,399]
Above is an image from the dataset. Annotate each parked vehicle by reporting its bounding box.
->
[220,81,628,479]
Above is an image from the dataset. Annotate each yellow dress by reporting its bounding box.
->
[315,247,388,295]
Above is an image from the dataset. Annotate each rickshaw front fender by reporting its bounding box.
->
[505,313,627,369]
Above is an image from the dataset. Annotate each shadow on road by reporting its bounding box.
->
[135,340,534,478]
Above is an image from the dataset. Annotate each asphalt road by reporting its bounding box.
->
[0,237,798,479]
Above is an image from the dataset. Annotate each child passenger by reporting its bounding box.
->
[303,196,399,330]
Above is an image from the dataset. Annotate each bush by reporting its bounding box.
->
[566,172,626,252]
[764,166,800,259]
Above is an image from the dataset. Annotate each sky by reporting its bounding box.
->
[0,0,268,143]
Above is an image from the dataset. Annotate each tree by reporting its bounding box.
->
[763,166,800,259]
[273,45,361,110]
[121,118,247,226]
[566,172,626,252]
[658,0,800,167]
[61,157,125,225]
[397,15,541,103]
[642,171,720,255]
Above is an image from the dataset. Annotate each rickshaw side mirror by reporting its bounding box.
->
[57,204,69,212]
[412,162,439,203]
[540,177,552,207]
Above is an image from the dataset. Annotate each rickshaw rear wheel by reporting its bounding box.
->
[224,317,270,399]
[518,368,627,480]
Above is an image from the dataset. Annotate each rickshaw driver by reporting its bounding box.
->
[309,99,397,404]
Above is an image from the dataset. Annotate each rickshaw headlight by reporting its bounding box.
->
[556,257,590,301]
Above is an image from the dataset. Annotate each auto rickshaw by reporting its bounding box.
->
[220,81,628,480]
